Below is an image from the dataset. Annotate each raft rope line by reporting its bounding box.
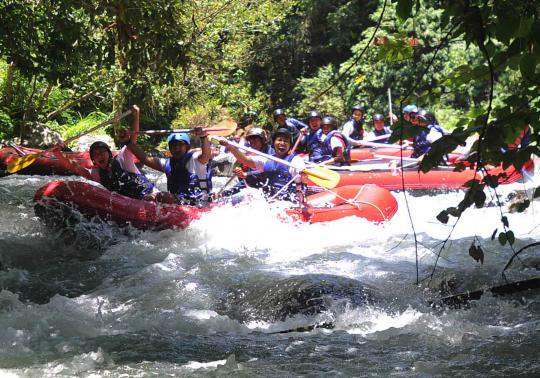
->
[318,185,388,221]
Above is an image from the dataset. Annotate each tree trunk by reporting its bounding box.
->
[3,61,15,107]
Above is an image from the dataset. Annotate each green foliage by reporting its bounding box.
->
[61,111,108,149]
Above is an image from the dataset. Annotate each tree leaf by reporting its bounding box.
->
[396,0,413,20]
[498,231,507,246]
[506,230,515,245]
[534,186,540,199]
[501,216,509,228]
[491,228,498,240]
[469,243,484,264]
[436,210,449,224]
[520,53,537,79]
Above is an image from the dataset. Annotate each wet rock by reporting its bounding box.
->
[216,273,377,323]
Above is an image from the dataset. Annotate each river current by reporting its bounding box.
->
[0,165,539,377]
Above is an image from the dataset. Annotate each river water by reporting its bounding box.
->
[0,166,539,377]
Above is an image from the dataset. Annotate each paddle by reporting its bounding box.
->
[218,139,340,189]
[130,119,237,137]
[358,139,410,149]
[7,110,132,174]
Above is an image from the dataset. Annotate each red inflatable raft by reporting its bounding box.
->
[286,184,398,223]
[33,181,398,230]
[307,160,534,192]
[1,145,94,176]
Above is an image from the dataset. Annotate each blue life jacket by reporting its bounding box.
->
[320,130,351,165]
[244,145,275,188]
[307,129,325,163]
[164,150,212,204]
[412,124,445,158]
[260,153,298,200]
[98,157,155,200]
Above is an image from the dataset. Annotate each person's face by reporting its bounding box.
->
[275,114,286,126]
[308,117,321,131]
[321,123,333,135]
[352,110,364,122]
[169,140,189,159]
[404,112,412,122]
[273,135,291,157]
[409,113,420,126]
[373,120,385,130]
[91,147,111,170]
[246,136,264,151]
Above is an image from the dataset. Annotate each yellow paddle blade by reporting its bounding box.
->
[6,154,38,173]
[304,166,340,189]
[208,119,237,137]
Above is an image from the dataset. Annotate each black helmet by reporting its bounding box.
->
[372,113,385,122]
[272,127,292,143]
[89,141,112,159]
[307,110,322,120]
[321,116,338,129]
[351,104,365,113]
[273,108,285,120]
[417,109,435,124]
[246,127,267,144]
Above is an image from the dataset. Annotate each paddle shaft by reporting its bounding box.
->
[61,109,132,147]
[387,88,393,126]
[226,140,304,171]
[130,127,227,135]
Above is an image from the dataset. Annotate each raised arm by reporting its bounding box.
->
[130,105,140,144]
[192,126,212,165]
[218,138,257,169]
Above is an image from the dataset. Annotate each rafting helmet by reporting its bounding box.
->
[246,127,267,144]
[372,113,385,122]
[89,141,112,160]
[273,108,286,121]
[272,127,292,143]
[167,132,190,146]
[402,104,418,114]
[351,104,365,114]
[416,109,436,124]
[307,110,322,120]
[321,116,338,129]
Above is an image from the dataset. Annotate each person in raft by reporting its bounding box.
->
[219,127,307,205]
[52,105,159,201]
[295,110,323,156]
[126,125,213,206]
[410,109,445,159]
[316,116,351,166]
[340,104,366,147]
[366,113,392,143]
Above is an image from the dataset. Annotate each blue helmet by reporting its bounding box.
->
[402,104,418,114]
[167,132,190,145]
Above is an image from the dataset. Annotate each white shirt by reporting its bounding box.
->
[158,149,209,190]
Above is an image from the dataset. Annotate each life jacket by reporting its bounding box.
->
[98,157,155,200]
[259,153,298,200]
[411,124,445,158]
[320,130,351,165]
[164,150,213,204]
[308,129,325,163]
[344,119,364,140]
[244,145,275,188]
[373,127,392,137]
